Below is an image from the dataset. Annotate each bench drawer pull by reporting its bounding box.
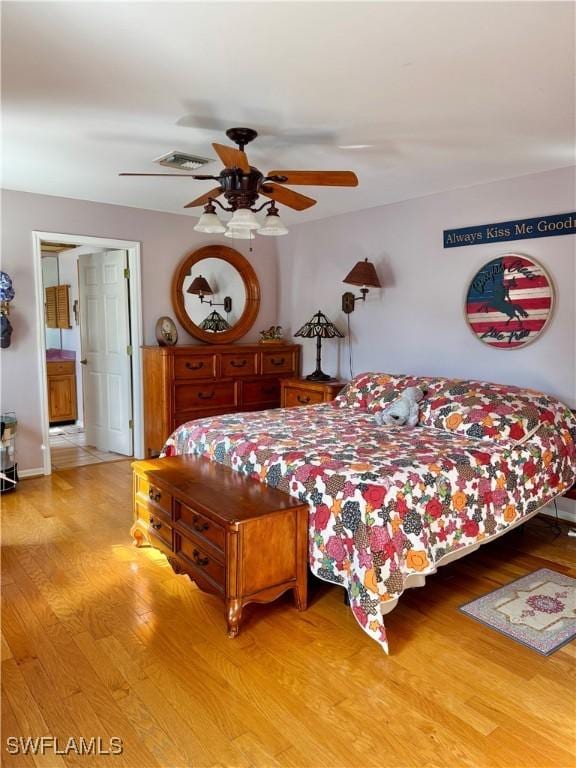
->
[192,515,209,533]
[297,394,311,404]
[150,517,162,531]
[197,390,215,400]
[148,487,162,503]
[192,549,209,567]
[230,359,247,368]
[185,361,204,370]
[270,357,285,366]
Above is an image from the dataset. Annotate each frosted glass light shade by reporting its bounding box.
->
[258,212,289,236]
[229,209,260,230]
[224,226,254,240]
[193,211,226,233]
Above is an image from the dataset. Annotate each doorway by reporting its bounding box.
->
[33,232,144,474]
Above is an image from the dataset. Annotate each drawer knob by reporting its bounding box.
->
[148,487,162,503]
[150,517,162,530]
[192,549,209,567]
[186,361,204,370]
[270,357,285,366]
[192,515,209,533]
[197,390,215,400]
[297,395,311,404]
[230,359,247,368]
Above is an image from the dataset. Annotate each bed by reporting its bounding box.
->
[163,372,576,652]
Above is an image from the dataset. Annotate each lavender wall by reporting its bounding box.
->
[279,167,575,404]
[278,166,575,516]
[1,190,279,471]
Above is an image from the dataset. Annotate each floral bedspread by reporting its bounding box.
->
[163,377,576,653]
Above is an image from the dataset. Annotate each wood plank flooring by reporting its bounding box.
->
[1,462,575,768]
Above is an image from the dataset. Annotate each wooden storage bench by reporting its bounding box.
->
[131,455,309,637]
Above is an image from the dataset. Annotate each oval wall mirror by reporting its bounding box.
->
[172,244,260,344]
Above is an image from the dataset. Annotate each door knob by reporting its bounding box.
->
[80,358,87,365]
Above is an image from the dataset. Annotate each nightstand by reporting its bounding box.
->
[280,378,346,408]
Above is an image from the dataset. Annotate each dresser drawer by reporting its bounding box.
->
[175,534,225,588]
[283,387,325,408]
[47,361,75,375]
[174,354,217,379]
[260,349,297,375]
[136,474,172,516]
[175,501,225,553]
[174,381,236,412]
[242,378,280,406]
[221,352,257,378]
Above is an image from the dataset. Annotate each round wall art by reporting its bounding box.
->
[465,254,554,349]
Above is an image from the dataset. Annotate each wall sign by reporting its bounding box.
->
[465,254,554,349]
[444,212,576,248]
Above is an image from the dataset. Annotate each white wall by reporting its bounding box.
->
[1,190,280,472]
[278,166,576,515]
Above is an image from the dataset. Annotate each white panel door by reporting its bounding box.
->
[79,250,132,455]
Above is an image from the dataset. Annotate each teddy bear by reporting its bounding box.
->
[374,386,425,427]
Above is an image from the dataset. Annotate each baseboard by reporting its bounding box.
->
[541,501,576,525]
[18,467,45,479]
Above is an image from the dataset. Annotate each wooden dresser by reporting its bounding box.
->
[142,343,300,457]
[46,349,77,424]
[281,378,346,408]
[131,455,309,637]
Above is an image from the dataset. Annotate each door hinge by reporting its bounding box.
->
[129,419,133,429]
[127,345,133,356]
[124,268,130,279]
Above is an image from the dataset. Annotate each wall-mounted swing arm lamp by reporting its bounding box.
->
[187,275,232,314]
[341,258,381,314]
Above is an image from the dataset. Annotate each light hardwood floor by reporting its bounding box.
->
[1,462,575,768]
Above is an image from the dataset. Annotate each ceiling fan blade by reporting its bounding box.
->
[119,172,218,178]
[267,170,358,187]
[183,188,223,208]
[212,143,250,173]
[260,183,316,211]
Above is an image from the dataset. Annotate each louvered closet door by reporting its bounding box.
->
[79,250,133,455]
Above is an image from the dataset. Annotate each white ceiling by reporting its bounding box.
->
[2,1,575,224]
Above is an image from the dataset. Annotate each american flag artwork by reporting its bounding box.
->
[465,254,554,349]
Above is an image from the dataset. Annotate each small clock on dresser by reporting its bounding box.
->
[155,316,178,346]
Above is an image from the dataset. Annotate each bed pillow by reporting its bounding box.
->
[421,379,541,443]
[332,373,409,411]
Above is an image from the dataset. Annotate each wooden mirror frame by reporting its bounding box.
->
[172,244,261,344]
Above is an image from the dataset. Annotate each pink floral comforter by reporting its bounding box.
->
[163,376,576,652]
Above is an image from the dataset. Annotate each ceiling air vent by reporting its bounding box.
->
[154,150,212,171]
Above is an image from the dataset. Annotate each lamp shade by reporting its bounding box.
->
[229,209,260,230]
[294,310,344,339]
[342,258,381,288]
[199,310,231,332]
[258,210,289,236]
[193,211,226,234]
[187,275,213,296]
[224,226,255,240]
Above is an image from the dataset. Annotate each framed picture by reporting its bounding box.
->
[465,254,554,349]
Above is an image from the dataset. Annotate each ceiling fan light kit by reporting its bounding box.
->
[121,126,358,238]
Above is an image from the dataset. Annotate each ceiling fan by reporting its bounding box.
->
[120,127,358,237]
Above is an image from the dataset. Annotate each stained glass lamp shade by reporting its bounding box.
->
[294,310,344,381]
[199,310,231,333]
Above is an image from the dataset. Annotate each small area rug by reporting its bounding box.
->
[459,568,576,655]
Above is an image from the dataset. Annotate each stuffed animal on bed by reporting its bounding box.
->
[375,386,425,427]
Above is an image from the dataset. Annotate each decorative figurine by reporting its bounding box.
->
[259,325,283,343]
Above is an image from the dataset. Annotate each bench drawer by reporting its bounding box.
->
[136,474,172,516]
[175,534,225,589]
[175,501,225,553]
[221,352,257,378]
[260,349,297,375]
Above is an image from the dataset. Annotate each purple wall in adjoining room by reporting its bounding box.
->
[279,166,575,406]
[1,189,279,471]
